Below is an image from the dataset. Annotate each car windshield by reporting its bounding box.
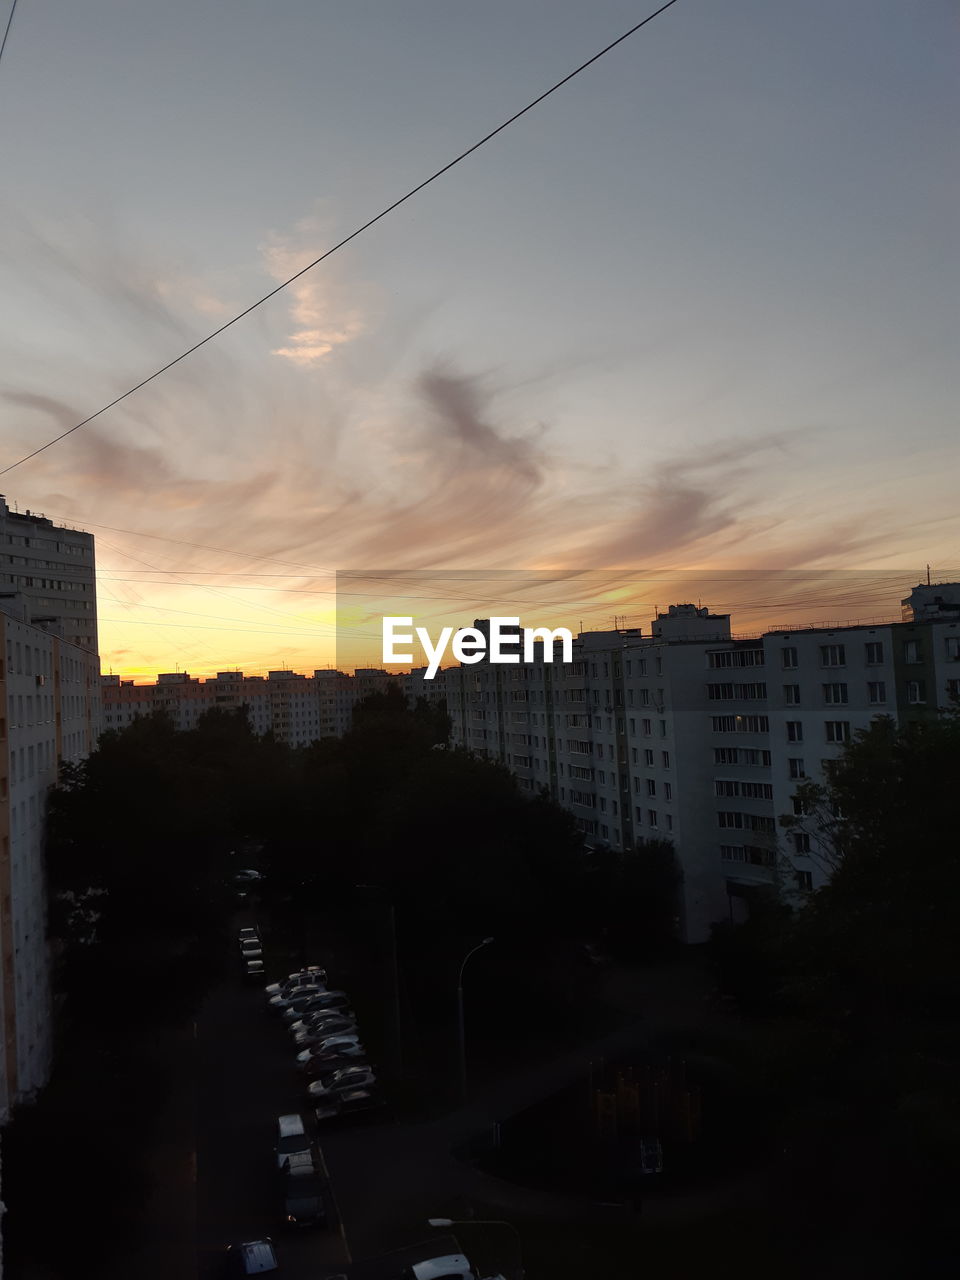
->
[277,1135,309,1153]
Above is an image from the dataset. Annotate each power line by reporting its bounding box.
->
[0,0,19,74]
[0,0,681,477]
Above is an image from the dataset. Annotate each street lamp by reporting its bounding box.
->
[457,936,493,1100]
[427,1217,523,1280]
[355,883,402,1077]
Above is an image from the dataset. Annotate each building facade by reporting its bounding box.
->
[0,598,102,1121]
[413,586,960,944]
[0,498,97,655]
[100,666,398,747]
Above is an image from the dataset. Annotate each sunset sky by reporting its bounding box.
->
[0,1,957,680]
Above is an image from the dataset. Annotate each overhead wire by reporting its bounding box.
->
[0,0,19,73]
[0,0,681,476]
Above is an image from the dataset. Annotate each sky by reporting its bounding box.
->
[0,0,957,679]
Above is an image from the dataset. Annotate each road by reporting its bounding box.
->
[195,929,352,1279]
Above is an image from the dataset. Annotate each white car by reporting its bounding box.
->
[296,1035,361,1066]
[264,967,326,999]
[290,1014,357,1041]
[225,1238,279,1274]
[306,1065,376,1099]
[402,1257,506,1280]
[269,985,326,1012]
[279,992,348,1021]
[275,1113,314,1171]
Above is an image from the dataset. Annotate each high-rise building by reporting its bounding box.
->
[0,497,98,655]
[0,598,102,1120]
[421,587,960,943]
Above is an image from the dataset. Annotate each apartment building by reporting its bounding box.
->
[0,497,97,655]
[416,586,960,944]
[0,596,102,1120]
[100,666,399,747]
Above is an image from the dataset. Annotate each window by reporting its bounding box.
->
[865,641,884,664]
[644,749,654,766]
[707,682,767,700]
[825,721,850,743]
[793,832,811,854]
[786,721,803,742]
[819,644,845,667]
[663,782,672,801]
[647,810,658,828]
[661,750,670,768]
[822,682,848,705]
[721,844,746,862]
[781,647,798,670]
[907,679,926,705]
[784,684,800,705]
[946,637,960,662]
[712,714,769,733]
[867,681,886,704]
[642,719,652,736]
[741,780,773,799]
[795,871,813,892]
[789,758,806,779]
[646,779,656,797]
[903,640,922,664]
[665,814,673,831]
[948,679,960,702]
[718,811,744,828]
[716,780,739,797]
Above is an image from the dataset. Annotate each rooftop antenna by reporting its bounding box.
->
[927,563,931,586]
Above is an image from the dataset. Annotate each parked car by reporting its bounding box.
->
[238,927,260,942]
[400,1256,483,1280]
[314,1086,384,1123]
[282,1167,328,1229]
[296,1035,362,1067]
[275,1113,314,1171]
[289,1006,355,1034]
[280,991,349,1021]
[269,986,326,1013]
[233,869,262,883]
[306,1065,376,1099]
[244,959,266,982]
[224,1238,278,1274]
[264,967,326,999]
[240,941,263,961]
[279,1148,319,1175]
[302,1052,369,1079]
[291,1017,358,1045]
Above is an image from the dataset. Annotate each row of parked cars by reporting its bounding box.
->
[224,963,387,1272]
[239,926,265,982]
[267,966,382,1123]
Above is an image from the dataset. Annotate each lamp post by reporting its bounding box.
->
[355,883,402,1077]
[427,1216,524,1280]
[457,936,493,1100]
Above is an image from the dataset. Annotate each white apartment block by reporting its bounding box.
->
[0,497,98,656]
[100,667,398,747]
[414,585,960,944]
[0,597,102,1121]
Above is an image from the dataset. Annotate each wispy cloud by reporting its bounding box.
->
[261,213,368,364]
